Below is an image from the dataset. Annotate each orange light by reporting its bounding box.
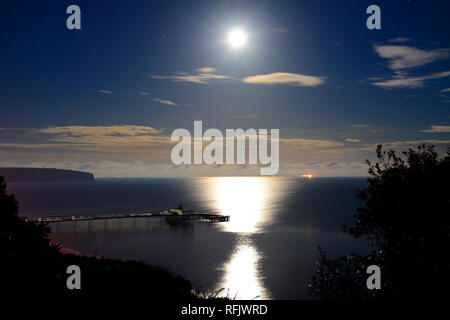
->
[301,174,313,179]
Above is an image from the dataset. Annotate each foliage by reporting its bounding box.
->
[310,145,450,299]
[0,175,195,297]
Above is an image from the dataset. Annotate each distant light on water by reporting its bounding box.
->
[301,174,313,179]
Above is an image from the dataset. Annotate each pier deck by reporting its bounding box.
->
[29,212,229,232]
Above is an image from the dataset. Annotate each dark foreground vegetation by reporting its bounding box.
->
[310,145,449,300]
[0,175,196,297]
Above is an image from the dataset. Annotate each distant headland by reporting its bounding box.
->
[0,167,95,183]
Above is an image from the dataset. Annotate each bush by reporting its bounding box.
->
[310,145,450,299]
[0,175,195,297]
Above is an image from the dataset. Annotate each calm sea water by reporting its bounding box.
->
[8,177,369,299]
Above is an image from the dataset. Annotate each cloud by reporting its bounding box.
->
[151,68,327,87]
[421,125,450,133]
[369,44,450,89]
[440,88,450,93]
[35,125,163,136]
[242,72,326,87]
[387,37,412,43]
[279,161,367,177]
[154,98,178,106]
[366,77,383,81]
[279,138,343,149]
[374,45,450,71]
[0,125,170,155]
[346,138,361,143]
[372,71,450,89]
[150,69,233,85]
[351,124,372,128]
[196,67,216,73]
[380,140,450,152]
[97,89,112,94]
[104,91,151,96]
[3,125,450,177]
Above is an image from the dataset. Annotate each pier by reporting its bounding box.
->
[28,212,230,233]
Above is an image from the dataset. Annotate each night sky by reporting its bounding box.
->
[1,0,449,176]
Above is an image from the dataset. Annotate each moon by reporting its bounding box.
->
[227,28,247,49]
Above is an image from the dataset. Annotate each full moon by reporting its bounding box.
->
[227,28,247,49]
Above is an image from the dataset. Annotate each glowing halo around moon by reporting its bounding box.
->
[227,28,247,49]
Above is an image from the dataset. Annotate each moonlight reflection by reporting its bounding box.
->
[217,237,270,299]
[209,177,275,299]
[212,177,270,233]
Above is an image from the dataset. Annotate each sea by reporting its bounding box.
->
[7,176,370,299]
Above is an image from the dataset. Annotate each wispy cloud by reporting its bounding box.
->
[2,126,449,177]
[0,125,171,161]
[374,45,450,71]
[372,71,450,89]
[421,125,450,133]
[440,88,450,93]
[368,43,450,89]
[196,67,216,73]
[35,125,163,136]
[351,124,372,128]
[387,37,412,43]
[346,138,361,143]
[151,68,327,87]
[381,140,450,151]
[280,138,343,149]
[242,72,326,87]
[97,89,113,94]
[154,98,178,106]
[366,77,383,81]
[97,90,152,96]
[150,68,233,85]
[0,125,169,154]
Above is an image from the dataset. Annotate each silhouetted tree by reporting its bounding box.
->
[0,176,195,297]
[0,176,62,292]
[310,145,450,299]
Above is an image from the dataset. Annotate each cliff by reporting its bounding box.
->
[0,167,95,183]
